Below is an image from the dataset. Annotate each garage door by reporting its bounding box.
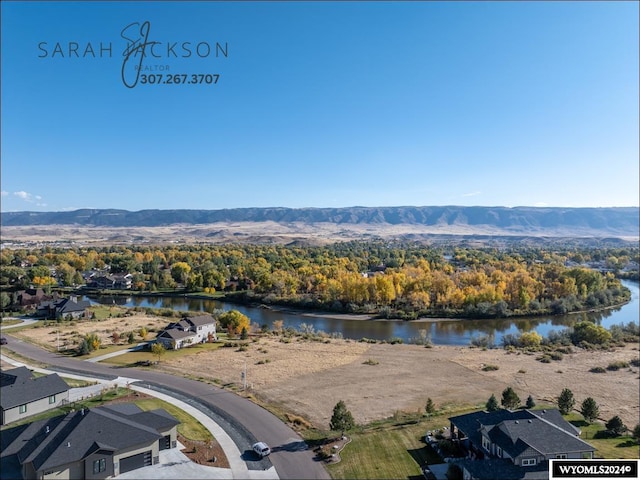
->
[119,451,152,474]
[159,435,171,450]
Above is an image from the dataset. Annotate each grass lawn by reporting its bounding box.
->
[87,305,126,320]
[133,397,213,442]
[566,414,640,459]
[326,407,478,480]
[0,387,213,444]
[102,341,224,366]
[0,319,23,326]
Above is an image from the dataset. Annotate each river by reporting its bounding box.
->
[83,280,639,346]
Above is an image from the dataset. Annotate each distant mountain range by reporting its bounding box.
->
[1,206,638,237]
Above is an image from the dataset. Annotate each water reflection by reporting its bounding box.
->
[84,281,638,346]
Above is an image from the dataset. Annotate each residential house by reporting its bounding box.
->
[448,409,595,480]
[88,274,133,290]
[38,296,91,320]
[155,314,217,350]
[1,367,70,425]
[12,289,57,310]
[0,403,179,479]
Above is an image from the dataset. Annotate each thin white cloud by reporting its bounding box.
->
[462,191,482,197]
[13,191,46,206]
[0,191,8,196]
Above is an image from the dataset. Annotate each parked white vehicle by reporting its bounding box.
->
[253,441,271,457]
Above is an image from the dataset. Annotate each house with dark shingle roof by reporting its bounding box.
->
[1,367,70,425]
[1,403,179,479]
[448,408,595,480]
[38,296,91,320]
[155,314,217,350]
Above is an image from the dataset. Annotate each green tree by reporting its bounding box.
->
[171,262,192,284]
[501,387,520,409]
[526,395,536,409]
[240,326,248,340]
[580,397,599,423]
[127,331,136,344]
[571,322,612,346]
[486,394,499,412]
[0,291,10,311]
[558,388,575,415]
[605,416,626,436]
[632,424,640,444]
[151,342,166,363]
[425,398,436,415]
[330,400,355,437]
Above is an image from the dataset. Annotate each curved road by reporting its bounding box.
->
[1,333,330,480]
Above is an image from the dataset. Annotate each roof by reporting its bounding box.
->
[157,329,195,341]
[449,409,594,459]
[0,368,69,409]
[4,404,179,472]
[55,298,91,314]
[456,458,549,480]
[185,315,216,327]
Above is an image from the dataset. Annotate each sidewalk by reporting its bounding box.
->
[0,354,279,480]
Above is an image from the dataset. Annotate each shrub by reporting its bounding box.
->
[607,361,630,371]
[482,364,499,371]
[590,367,607,373]
[362,358,379,366]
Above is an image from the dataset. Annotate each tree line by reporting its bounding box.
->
[1,241,636,319]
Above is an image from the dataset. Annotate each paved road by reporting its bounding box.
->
[0,334,330,480]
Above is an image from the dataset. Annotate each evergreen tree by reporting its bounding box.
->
[501,387,521,409]
[330,400,355,437]
[558,388,575,415]
[580,397,599,423]
[632,424,640,444]
[526,395,536,409]
[605,416,626,436]
[486,394,499,412]
[425,398,436,415]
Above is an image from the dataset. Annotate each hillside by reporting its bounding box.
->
[1,206,638,238]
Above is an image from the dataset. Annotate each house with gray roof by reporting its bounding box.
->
[38,296,90,320]
[1,403,179,479]
[448,408,595,479]
[1,367,70,425]
[155,314,217,349]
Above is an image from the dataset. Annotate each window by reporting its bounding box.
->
[49,395,56,404]
[19,404,27,414]
[93,458,106,474]
[496,446,502,458]
[522,458,537,466]
[482,436,490,451]
[556,454,567,459]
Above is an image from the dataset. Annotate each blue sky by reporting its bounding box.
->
[1,1,638,212]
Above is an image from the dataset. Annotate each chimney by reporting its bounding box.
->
[45,426,49,434]
[67,442,71,447]
[81,408,85,416]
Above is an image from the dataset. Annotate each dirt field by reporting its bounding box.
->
[10,315,640,430]
[162,337,639,429]
[14,314,170,351]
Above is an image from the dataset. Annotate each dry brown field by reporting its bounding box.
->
[11,314,639,430]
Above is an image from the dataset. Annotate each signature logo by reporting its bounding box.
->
[120,21,159,89]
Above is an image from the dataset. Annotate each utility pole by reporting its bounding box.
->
[242,360,247,390]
